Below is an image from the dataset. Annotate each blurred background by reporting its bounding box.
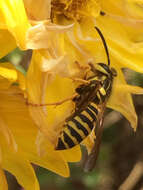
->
[2,49,143,190]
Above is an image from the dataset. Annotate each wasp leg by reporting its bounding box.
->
[88,62,97,73]
[75,84,92,94]
[75,61,91,78]
[75,61,90,71]
[26,93,78,107]
[69,77,90,85]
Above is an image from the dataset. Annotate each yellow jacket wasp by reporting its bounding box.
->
[27,26,117,171]
[55,27,117,171]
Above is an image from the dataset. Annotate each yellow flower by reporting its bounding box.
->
[0,1,82,186]
[46,0,143,151]
[1,0,143,183]
[0,0,81,154]
[0,64,82,189]
[24,0,143,152]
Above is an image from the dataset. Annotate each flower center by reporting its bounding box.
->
[51,0,88,21]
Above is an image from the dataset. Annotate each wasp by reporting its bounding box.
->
[55,27,117,170]
[27,26,117,171]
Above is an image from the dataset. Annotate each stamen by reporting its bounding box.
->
[51,0,88,20]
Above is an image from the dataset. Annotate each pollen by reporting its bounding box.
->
[51,0,88,21]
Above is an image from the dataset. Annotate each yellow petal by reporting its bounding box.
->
[0,168,8,190]
[0,62,26,92]
[126,0,143,18]
[0,30,16,58]
[0,0,30,49]
[100,0,143,18]
[28,105,81,165]
[108,84,143,131]
[2,151,39,190]
[26,50,82,164]
[23,0,51,20]
[26,21,74,49]
[117,84,143,94]
[23,132,70,177]
[26,51,74,139]
[0,64,17,82]
[17,71,26,91]
[0,62,18,90]
[0,117,17,152]
[36,131,80,163]
[96,9,143,73]
[26,145,70,177]
[82,130,96,154]
[110,39,143,73]
[58,146,81,162]
[108,85,137,131]
[107,67,138,131]
[0,86,70,177]
[86,0,101,18]
[27,153,69,178]
[100,0,130,16]
[0,146,2,164]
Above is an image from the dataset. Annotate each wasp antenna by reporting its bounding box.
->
[95,26,110,66]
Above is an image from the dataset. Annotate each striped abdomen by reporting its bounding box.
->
[55,63,115,150]
[56,102,99,150]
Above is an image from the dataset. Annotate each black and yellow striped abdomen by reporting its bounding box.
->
[56,102,99,150]
[55,63,116,150]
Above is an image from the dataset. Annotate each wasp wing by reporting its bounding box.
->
[83,103,106,172]
[66,81,101,122]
